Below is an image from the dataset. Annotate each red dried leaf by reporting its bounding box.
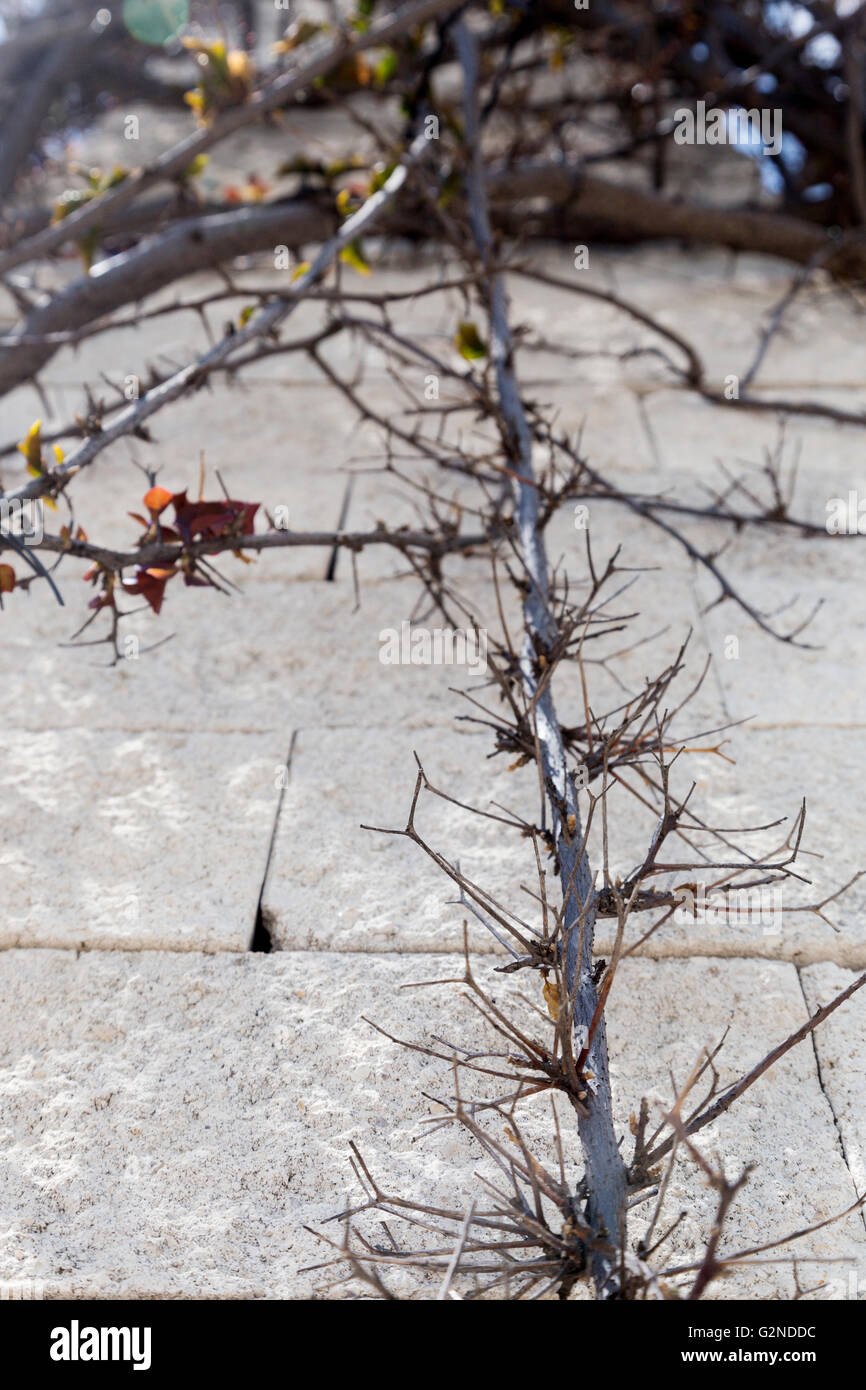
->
[0,563,16,593]
[173,494,259,546]
[122,565,177,615]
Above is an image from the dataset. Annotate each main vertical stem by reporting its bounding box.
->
[455,19,626,1295]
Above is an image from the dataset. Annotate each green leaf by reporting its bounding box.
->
[374,47,398,86]
[454,321,487,360]
[77,228,101,273]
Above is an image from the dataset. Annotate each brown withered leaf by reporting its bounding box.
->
[542,976,561,1021]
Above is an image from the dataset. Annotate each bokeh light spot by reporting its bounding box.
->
[122,0,189,46]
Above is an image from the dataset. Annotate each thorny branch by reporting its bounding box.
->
[2,0,865,1302]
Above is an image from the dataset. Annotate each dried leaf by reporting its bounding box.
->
[542,976,561,1021]
[143,486,174,517]
[121,566,177,615]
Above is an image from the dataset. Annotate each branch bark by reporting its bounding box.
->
[0,20,104,202]
[455,18,626,1298]
[4,129,432,507]
[489,162,866,278]
[0,197,335,395]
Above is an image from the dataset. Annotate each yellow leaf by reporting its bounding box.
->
[339,239,371,276]
[17,419,42,469]
[183,154,209,179]
[17,421,57,508]
[238,305,256,327]
[183,88,210,125]
[227,49,253,85]
[291,260,311,281]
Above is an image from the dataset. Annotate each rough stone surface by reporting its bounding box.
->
[263,723,542,955]
[0,731,282,952]
[801,963,866,1265]
[0,951,859,1300]
[1,215,863,1299]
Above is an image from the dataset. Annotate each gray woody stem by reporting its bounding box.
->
[0,200,332,397]
[455,18,626,1296]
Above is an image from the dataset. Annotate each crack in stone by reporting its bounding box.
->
[324,475,354,583]
[796,964,866,1239]
[249,730,298,953]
